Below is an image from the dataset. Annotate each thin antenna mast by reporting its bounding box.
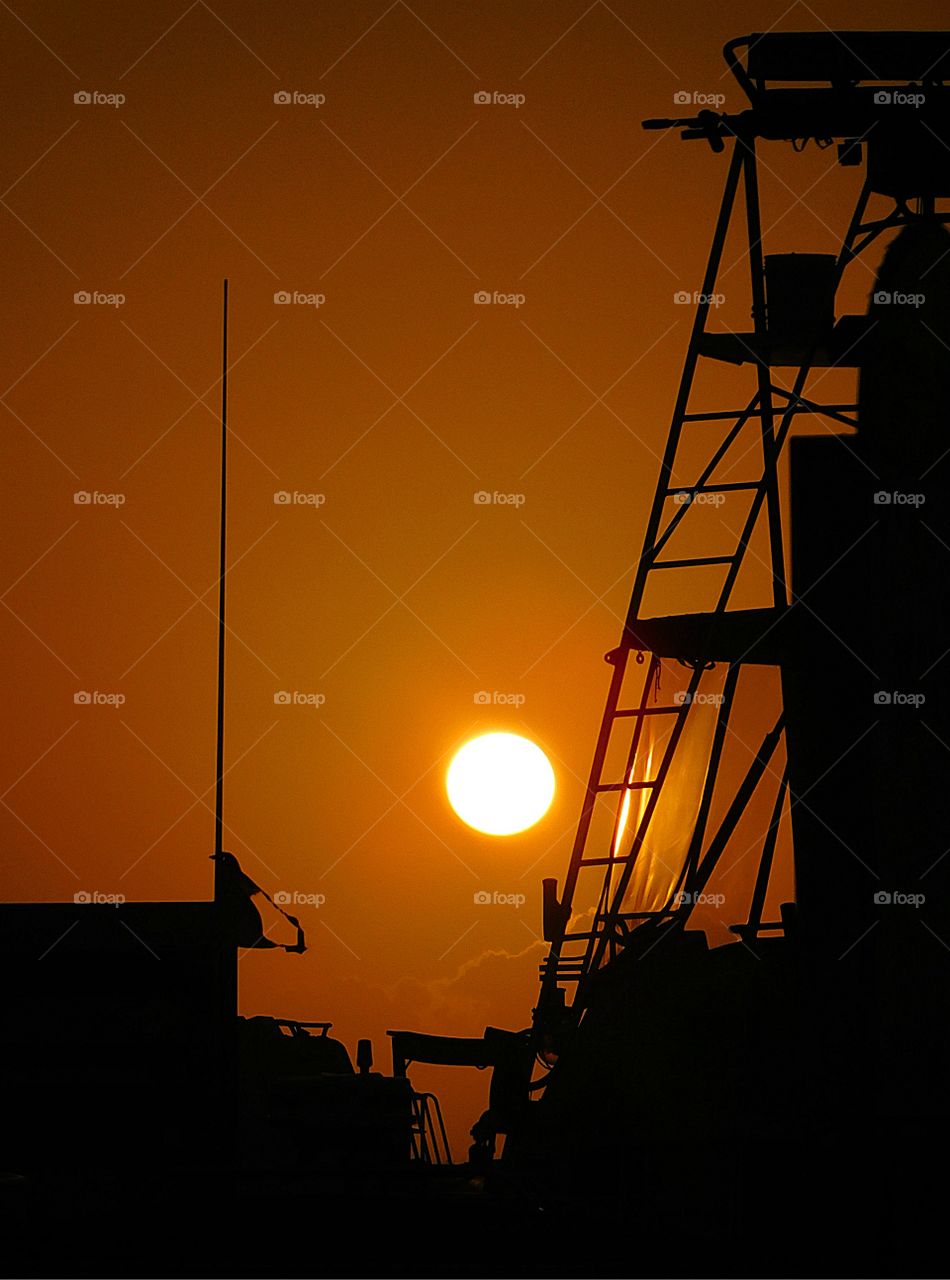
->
[213,279,229,898]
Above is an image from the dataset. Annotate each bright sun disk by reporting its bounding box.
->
[446,732,555,836]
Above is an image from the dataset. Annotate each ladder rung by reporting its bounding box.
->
[580,855,633,866]
[682,403,856,422]
[594,780,655,793]
[651,555,734,570]
[665,482,759,495]
[683,409,765,422]
[613,705,686,717]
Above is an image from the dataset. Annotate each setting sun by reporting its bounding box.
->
[446,733,556,836]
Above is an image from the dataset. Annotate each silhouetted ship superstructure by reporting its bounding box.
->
[502,30,950,1264]
[4,29,950,1278]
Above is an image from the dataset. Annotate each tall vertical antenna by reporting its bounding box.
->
[213,279,229,898]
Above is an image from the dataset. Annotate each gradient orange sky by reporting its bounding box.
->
[0,0,930,1148]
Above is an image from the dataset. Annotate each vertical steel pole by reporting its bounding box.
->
[213,280,229,898]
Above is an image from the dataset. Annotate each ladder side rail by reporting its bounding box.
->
[626,145,746,624]
[739,134,789,611]
[713,382,803,613]
[581,658,702,979]
[581,661,708,988]
[573,656,663,979]
[603,653,663,866]
[588,654,664,969]
[538,652,627,1009]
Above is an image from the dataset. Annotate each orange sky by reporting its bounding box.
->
[0,0,933,1150]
